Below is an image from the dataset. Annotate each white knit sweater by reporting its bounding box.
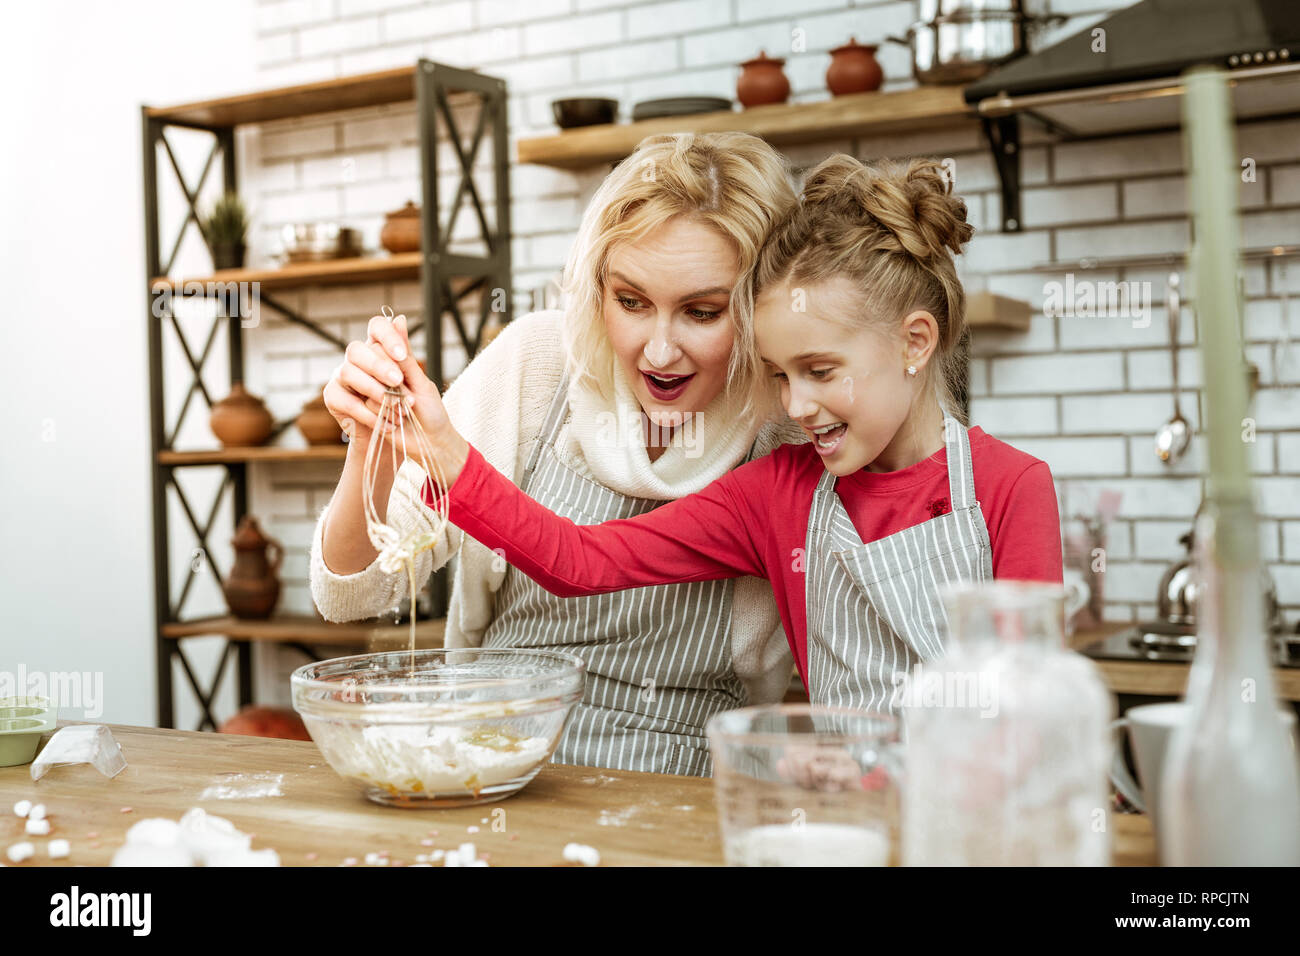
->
[309,309,807,704]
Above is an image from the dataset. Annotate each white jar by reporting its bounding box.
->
[900,580,1113,865]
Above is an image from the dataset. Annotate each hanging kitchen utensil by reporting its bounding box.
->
[1237,266,1261,399]
[1276,262,1294,382]
[1155,272,1192,464]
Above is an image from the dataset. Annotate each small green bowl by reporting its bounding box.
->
[0,697,57,767]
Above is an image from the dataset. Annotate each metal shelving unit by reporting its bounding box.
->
[142,60,512,730]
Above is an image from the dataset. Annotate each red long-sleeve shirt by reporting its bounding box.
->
[432,426,1063,687]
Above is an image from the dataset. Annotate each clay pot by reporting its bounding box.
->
[296,389,343,445]
[210,383,274,447]
[218,705,311,740]
[737,51,790,108]
[827,37,884,95]
[380,201,421,254]
[222,515,282,620]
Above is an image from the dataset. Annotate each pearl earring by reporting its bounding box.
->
[906,365,917,377]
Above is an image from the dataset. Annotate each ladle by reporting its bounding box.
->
[1155,272,1192,464]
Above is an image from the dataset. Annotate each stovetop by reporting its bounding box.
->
[1079,621,1300,667]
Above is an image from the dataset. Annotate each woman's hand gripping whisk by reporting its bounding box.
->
[324,306,470,574]
[323,306,470,486]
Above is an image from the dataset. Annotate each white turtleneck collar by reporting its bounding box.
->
[559,351,763,501]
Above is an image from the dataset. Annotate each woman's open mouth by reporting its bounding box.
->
[642,371,695,401]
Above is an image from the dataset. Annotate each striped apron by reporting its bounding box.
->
[481,373,750,776]
[804,417,993,714]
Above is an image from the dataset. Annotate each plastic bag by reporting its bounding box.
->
[30,724,127,781]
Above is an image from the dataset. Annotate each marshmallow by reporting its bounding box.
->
[124,818,183,848]
[111,843,194,867]
[562,842,601,866]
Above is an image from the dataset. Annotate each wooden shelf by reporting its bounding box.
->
[145,66,424,128]
[158,445,348,465]
[151,252,422,294]
[161,613,446,648]
[516,85,977,169]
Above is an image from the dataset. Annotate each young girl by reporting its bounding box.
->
[383,153,1063,711]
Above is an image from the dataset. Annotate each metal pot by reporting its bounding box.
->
[887,3,1064,86]
[886,11,1025,84]
[280,223,362,262]
[1157,530,1200,627]
[1157,527,1282,633]
[918,0,1021,20]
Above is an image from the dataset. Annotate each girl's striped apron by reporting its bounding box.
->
[804,417,993,713]
[481,373,750,776]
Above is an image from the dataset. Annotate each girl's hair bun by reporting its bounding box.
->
[801,154,974,263]
[752,152,977,425]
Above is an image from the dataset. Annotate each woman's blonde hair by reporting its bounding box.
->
[748,154,975,424]
[560,131,797,421]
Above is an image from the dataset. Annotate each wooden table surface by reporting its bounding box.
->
[1,723,1157,866]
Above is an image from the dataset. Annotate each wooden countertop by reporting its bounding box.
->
[2,723,1156,866]
[1068,622,1300,703]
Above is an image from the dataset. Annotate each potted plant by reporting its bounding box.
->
[201,192,249,270]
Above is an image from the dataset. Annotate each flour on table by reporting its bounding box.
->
[597,805,643,827]
[199,772,284,800]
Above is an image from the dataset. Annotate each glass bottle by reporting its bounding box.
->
[901,580,1112,865]
[1158,496,1300,865]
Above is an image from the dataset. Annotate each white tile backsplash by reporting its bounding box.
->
[234,0,1300,662]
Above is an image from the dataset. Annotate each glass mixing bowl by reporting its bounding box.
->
[292,648,585,807]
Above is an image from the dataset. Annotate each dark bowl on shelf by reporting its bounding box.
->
[552,97,618,129]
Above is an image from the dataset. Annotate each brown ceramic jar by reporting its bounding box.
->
[296,390,343,445]
[827,37,884,95]
[380,201,421,254]
[222,515,282,620]
[737,51,790,108]
[209,383,274,447]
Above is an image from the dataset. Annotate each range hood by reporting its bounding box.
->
[964,0,1300,136]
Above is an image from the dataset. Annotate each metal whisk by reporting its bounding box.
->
[361,306,452,577]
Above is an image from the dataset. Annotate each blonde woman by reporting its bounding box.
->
[310,132,806,776]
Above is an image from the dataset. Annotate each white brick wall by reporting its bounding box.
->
[237,0,1300,671]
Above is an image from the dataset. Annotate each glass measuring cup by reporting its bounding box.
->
[706,704,901,866]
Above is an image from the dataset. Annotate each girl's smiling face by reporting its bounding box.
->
[755,276,938,476]
[603,215,739,430]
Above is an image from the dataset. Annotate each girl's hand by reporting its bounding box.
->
[776,744,867,792]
